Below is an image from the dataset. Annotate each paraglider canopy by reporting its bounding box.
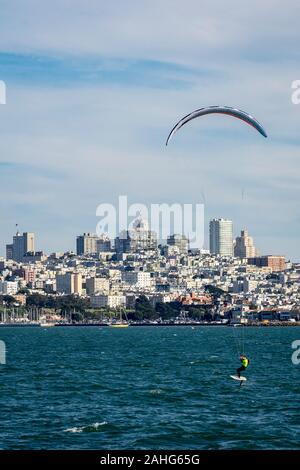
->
[166,105,267,145]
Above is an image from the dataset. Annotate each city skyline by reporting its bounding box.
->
[3,218,287,261]
[0,211,293,260]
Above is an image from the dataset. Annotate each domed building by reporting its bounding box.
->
[115,216,157,254]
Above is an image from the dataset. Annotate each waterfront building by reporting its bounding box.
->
[13,294,26,306]
[90,294,125,309]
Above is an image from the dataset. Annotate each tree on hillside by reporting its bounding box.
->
[135,295,157,320]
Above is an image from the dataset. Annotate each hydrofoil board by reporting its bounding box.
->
[230,375,247,382]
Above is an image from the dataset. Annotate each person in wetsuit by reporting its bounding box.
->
[237,355,249,378]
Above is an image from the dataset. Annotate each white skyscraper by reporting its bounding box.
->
[209,218,233,256]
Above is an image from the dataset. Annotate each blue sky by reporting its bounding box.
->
[0,0,300,259]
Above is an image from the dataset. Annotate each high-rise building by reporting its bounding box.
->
[76,233,111,255]
[115,217,157,254]
[167,234,189,253]
[73,273,82,296]
[209,219,233,257]
[96,238,111,253]
[6,231,35,262]
[6,244,13,260]
[76,233,98,255]
[56,272,82,295]
[234,229,257,258]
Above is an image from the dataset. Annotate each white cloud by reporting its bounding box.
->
[0,1,299,64]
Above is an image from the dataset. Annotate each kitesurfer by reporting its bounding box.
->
[237,355,249,378]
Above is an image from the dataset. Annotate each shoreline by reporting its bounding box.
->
[0,322,299,328]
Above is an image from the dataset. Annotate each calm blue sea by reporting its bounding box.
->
[0,326,299,450]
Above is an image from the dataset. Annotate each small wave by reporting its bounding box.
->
[188,360,203,365]
[149,389,163,395]
[64,421,108,433]
[64,427,83,434]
